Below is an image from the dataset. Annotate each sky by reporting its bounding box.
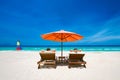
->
[0,0,120,45]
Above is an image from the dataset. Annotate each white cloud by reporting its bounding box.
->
[90,35,120,43]
[90,29,108,39]
[77,29,120,44]
[77,16,120,44]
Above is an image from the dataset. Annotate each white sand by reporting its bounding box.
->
[0,51,120,80]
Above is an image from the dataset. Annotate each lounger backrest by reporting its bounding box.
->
[40,53,55,60]
[69,54,85,61]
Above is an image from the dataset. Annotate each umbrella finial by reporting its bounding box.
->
[60,30,64,31]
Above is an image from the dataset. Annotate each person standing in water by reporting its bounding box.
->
[16,40,22,50]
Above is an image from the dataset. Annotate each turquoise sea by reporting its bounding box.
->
[0,45,120,51]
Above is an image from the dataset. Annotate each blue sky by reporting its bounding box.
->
[0,0,120,45]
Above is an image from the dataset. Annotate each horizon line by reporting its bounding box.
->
[0,45,120,47]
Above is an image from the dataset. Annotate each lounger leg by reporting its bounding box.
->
[38,64,41,69]
[54,65,56,68]
[84,64,86,68]
[68,65,71,68]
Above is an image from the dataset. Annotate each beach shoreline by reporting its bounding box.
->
[0,51,120,80]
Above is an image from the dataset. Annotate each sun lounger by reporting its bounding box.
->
[68,54,86,68]
[37,52,56,69]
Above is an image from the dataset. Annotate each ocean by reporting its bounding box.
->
[0,45,120,51]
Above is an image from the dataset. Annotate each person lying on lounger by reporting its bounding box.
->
[70,48,81,53]
[41,48,56,53]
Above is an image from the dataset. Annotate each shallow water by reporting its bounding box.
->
[0,46,120,51]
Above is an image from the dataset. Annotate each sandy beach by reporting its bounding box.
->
[0,51,120,80]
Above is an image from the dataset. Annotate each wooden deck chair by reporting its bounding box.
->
[37,52,56,69]
[68,54,86,68]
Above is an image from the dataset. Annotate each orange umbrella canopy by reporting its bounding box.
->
[41,30,83,56]
[41,30,83,42]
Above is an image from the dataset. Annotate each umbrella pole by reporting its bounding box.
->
[61,42,63,57]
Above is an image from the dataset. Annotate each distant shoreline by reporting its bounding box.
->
[0,45,120,47]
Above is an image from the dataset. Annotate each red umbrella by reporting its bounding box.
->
[41,30,83,56]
